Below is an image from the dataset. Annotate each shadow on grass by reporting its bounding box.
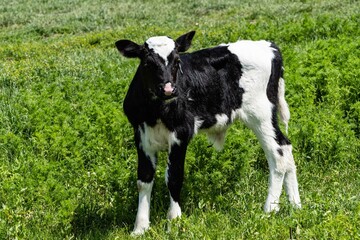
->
[70,175,138,238]
[71,197,136,238]
[69,177,170,238]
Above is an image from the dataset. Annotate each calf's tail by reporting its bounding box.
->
[278,77,290,134]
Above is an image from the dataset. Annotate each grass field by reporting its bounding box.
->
[1,0,360,239]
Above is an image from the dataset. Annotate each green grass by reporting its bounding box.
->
[1,0,360,239]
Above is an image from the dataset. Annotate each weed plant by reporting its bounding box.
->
[0,0,359,239]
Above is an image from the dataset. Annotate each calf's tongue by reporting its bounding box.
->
[164,82,174,96]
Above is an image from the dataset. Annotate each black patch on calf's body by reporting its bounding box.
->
[267,43,291,146]
[267,44,283,105]
[179,46,243,129]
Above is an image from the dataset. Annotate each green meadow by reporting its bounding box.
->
[1,0,359,239]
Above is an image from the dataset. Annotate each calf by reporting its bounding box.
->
[115,31,301,235]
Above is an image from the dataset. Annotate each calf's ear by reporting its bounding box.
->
[115,40,142,58]
[176,31,196,53]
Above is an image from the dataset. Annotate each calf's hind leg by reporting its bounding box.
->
[283,144,301,208]
[240,103,300,212]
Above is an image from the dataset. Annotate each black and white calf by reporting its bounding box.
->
[115,31,301,235]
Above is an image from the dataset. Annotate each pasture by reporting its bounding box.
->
[0,0,359,239]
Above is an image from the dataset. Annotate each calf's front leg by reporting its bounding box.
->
[166,141,188,220]
[132,142,157,236]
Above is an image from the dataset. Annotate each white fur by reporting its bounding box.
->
[215,114,229,128]
[194,117,204,134]
[282,145,301,208]
[165,197,182,234]
[146,36,175,65]
[167,197,182,220]
[231,108,241,122]
[139,120,181,156]
[227,40,273,86]
[132,180,154,236]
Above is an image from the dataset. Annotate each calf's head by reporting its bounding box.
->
[115,31,195,100]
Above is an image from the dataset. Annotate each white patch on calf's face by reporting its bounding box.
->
[146,36,175,65]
